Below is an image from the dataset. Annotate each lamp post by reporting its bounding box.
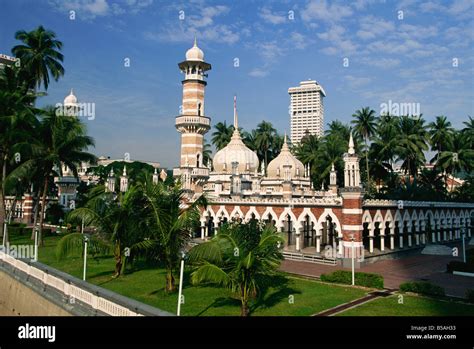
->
[349,233,355,286]
[177,251,186,316]
[34,226,38,262]
[83,235,89,281]
[462,227,466,264]
[2,221,7,248]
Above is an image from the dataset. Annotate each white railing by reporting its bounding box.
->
[175,116,210,126]
[0,250,143,316]
[283,251,337,266]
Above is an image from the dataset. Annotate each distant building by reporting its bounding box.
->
[0,53,16,69]
[288,80,326,144]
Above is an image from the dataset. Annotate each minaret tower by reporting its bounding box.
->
[174,38,212,193]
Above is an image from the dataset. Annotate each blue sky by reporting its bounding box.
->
[1,0,473,168]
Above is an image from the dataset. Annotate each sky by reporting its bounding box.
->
[0,0,473,168]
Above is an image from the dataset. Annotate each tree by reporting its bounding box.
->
[138,179,206,292]
[254,121,276,173]
[66,185,145,277]
[25,106,96,244]
[12,25,65,91]
[428,116,454,163]
[352,107,377,189]
[202,139,212,167]
[189,221,284,316]
[394,115,428,178]
[211,121,233,150]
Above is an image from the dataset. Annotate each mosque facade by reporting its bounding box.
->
[173,41,474,265]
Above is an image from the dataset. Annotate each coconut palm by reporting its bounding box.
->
[461,116,473,148]
[428,116,454,163]
[437,131,474,192]
[211,121,233,150]
[394,115,428,178]
[65,185,145,277]
[22,106,96,244]
[189,221,284,316]
[202,139,212,167]
[255,121,276,173]
[12,25,64,91]
[351,107,377,189]
[138,179,206,292]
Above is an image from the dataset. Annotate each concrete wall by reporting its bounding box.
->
[0,270,71,316]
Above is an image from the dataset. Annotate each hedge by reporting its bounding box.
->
[320,270,384,289]
[466,289,474,303]
[447,261,474,273]
[399,281,445,296]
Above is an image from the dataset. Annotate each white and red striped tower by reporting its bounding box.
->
[340,132,365,265]
[174,38,212,193]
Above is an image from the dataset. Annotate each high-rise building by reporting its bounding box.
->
[288,80,326,144]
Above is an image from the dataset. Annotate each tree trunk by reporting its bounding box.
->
[0,156,7,239]
[38,176,49,246]
[165,268,175,293]
[30,191,40,240]
[240,286,249,316]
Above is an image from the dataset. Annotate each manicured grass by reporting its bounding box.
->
[8,232,367,316]
[337,294,474,316]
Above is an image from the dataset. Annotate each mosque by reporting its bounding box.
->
[172,40,474,266]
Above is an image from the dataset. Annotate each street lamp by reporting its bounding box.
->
[177,251,186,316]
[34,226,39,262]
[462,227,466,264]
[349,233,355,286]
[83,234,89,281]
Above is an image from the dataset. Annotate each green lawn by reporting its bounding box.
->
[337,294,474,316]
[8,232,367,316]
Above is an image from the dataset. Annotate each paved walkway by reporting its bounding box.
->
[280,252,474,298]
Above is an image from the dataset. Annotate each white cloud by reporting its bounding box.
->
[317,25,358,55]
[259,7,287,25]
[48,0,154,19]
[248,68,269,78]
[344,75,372,88]
[356,16,395,40]
[301,0,353,23]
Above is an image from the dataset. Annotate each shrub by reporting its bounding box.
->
[466,289,474,303]
[7,225,24,236]
[42,228,53,237]
[447,261,474,273]
[320,270,384,289]
[399,281,445,296]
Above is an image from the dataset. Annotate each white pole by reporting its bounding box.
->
[83,239,88,281]
[177,258,185,316]
[2,221,7,248]
[462,231,466,264]
[81,218,84,235]
[34,228,38,262]
[351,239,355,286]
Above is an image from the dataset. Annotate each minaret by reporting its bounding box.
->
[120,166,128,192]
[152,168,159,185]
[106,168,115,192]
[329,163,337,194]
[340,131,364,266]
[174,38,212,193]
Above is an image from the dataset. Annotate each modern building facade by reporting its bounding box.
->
[289,80,326,144]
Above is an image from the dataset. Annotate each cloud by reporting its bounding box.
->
[301,0,353,23]
[259,7,287,25]
[356,16,395,40]
[248,68,269,78]
[344,75,372,88]
[317,25,358,55]
[48,0,153,19]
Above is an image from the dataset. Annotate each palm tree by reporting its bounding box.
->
[461,116,473,149]
[428,116,454,163]
[66,185,145,277]
[351,107,377,189]
[138,179,206,292]
[21,106,96,244]
[211,121,233,150]
[437,131,474,192]
[255,121,276,172]
[394,115,428,178]
[0,65,38,240]
[202,139,212,168]
[12,25,64,91]
[189,221,284,316]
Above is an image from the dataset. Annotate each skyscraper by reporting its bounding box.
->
[288,80,326,144]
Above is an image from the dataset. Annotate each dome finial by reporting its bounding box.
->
[194,35,197,47]
[348,130,355,155]
[70,88,74,95]
[233,95,238,130]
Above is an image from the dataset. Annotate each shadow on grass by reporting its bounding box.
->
[195,297,241,316]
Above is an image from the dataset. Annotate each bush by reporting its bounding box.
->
[399,281,445,296]
[447,261,474,273]
[320,270,384,289]
[7,224,26,236]
[466,289,474,303]
[42,228,53,237]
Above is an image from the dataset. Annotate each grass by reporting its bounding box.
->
[8,231,367,316]
[337,294,474,316]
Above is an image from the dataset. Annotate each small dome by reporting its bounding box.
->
[267,136,304,179]
[185,38,204,62]
[213,130,259,174]
[64,89,77,106]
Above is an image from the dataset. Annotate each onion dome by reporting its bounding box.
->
[185,37,204,62]
[64,88,77,107]
[267,135,304,179]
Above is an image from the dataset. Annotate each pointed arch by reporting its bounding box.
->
[229,206,245,220]
[244,206,260,222]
